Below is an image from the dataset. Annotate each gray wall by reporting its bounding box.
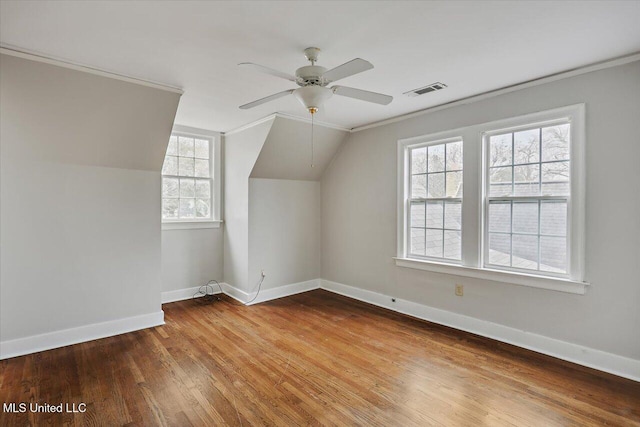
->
[161,228,224,292]
[0,54,180,342]
[321,60,640,360]
[223,120,273,291]
[249,178,321,289]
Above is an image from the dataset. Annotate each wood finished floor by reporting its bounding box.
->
[1,289,639,426]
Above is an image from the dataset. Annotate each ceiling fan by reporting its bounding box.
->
[239,47,393,113]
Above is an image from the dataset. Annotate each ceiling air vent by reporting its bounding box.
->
[404,82,448,97]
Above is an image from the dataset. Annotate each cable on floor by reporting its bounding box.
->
[192,279,223,304]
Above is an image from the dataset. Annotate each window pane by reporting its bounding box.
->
[540,201,567,236]
[427,173,445,198]
[541,162,570,195]
[446,141,463,171]
[428,144,445,172]
[195,198,211,218]
[512,202,538,234]
[178,136,194,157]
[162,177,179,198]
[514,129,540,165]
[410,228,425,255]
[195,159,210,178]
[540,236,567,273]
[513,164,539,196]
[489,202,511,233]
[443,230,461,260]
[444,201,461,230]
[411,174,426,198]
[411,201,426,228]
[445,171,462,197]
[166,135,178,156]
[488,233,510,266]
[489,134,512,166]
[179,198,195,218]
[426,229,443,257]
[179,178,195,198]
[489,166,512,196]
[195,180,210,199]
[512,235,539,270]
[542,124,570,162]
[162,199,179,219]
[412,147,427,174]
[426,201,443,228]
[194,139,210,159]
[162,155,178,176]
[179,157,195,177]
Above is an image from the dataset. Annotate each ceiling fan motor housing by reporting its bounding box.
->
[295,65,328,86]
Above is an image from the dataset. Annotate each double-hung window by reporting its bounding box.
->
[408,138,463,261]
[397,105,586,293]
[485,122,571,276]
[161,127,221,229]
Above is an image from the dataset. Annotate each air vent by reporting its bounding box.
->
[404,82,448,97]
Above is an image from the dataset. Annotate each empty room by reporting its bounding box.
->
[1,1,639,425]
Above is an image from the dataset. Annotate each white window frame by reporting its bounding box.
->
[396,104,587,294]
[162,125,222,230]
[404,137,464,263]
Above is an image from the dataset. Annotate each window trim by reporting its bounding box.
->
[161,125,222,228]
[396,104,587,294]
[405,136,464,263]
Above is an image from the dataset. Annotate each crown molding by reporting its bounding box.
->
[351,52,640,133]
[0,44,184,95]
[223,112,350,136]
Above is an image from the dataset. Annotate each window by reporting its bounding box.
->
[397,105,586,293]
[408,139,463,261]
[161,128,220,228]
[485,123,570,276]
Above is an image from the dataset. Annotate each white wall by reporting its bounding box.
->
[223,119,273,291]
[249,179,321,290]
[321,60,640,360]
[161,228,224,293]
[0,53,180,353]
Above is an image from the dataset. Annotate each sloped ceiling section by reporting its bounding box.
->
[250,116,348,181]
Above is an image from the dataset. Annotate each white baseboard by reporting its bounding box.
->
[0,311,165,360]
[221,279,320,305]
[161,285,222,304]
[320,279,640,382]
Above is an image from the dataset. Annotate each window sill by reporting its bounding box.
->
[162,220,223,231]
[393,257,589,295]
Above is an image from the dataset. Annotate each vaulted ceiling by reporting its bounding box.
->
[1,1,639,132]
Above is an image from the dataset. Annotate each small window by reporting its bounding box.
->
[162,133,214,222]
[484,122,571,276]
[407,138,463,262]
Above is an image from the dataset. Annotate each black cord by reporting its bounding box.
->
[192,280,223,304]
[245,274,265,305]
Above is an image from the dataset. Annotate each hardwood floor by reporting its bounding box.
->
[1,289,639,426]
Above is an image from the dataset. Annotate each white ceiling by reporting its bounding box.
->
[1,1,639,132]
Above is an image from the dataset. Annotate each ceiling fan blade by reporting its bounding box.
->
[322,58,373,83]
[332,86,393,105]
[239,62,297,82]
[239,89,295,109]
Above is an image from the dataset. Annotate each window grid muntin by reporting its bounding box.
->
[408,138,462,262]
[162,132,214,221]
[484,121,571,277]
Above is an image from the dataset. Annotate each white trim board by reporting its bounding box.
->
[0,311,165,361]
[161,286,222,304]
[221,279,320,306]
[319,279,640,382]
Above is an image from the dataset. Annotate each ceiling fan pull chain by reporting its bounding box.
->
[311,110,314,168]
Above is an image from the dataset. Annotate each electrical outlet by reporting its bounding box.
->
[261,270,266,277]
[455,284,464,297]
